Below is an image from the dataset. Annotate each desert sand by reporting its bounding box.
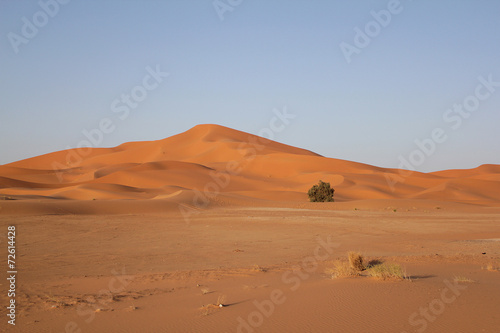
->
[0,124,499,332]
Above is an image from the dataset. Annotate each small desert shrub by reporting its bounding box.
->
[126,305,138,312]
[308,180,334,202]
[483,263,499,272]
[453,276,474,283]
[216,295,226,307]
[348,252,365,271]
[253,265,267,273]
[368,263,407,280]
[328,260,360,279]
[200,295,227,315]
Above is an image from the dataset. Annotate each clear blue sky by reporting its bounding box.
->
[1,0,499,172]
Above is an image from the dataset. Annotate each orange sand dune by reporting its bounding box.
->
[1,124,499,212]
[1,125,500,332]
[431,164,500,178]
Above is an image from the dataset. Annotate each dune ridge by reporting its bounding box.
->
[1,124,499,213]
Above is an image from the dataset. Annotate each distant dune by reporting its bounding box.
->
[1,124,499,214]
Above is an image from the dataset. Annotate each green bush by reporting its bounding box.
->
[308,180,334,202]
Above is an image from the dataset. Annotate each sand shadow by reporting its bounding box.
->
[366,259,384,267]
[224,299,251,307]
[407,275,436,280]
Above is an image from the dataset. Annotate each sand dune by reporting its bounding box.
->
[1,124,499,212]
[1,125,500,333]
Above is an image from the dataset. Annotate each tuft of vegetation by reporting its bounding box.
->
[483,263,499,272]
[327,254,410,281]
[308,180,334,202]
[453,276,474,283]
[200,295,227,316]
[253,265,267,273]
[216,295,226,307]
[367,262,407,280]
[348,252,365,272]
[327,260,360,279]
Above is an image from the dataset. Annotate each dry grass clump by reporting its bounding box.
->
[327,253,366,279]
[201,288,211,295]
[126,305,138,311]
[216,294,226,307]
[200,294,227,316]
[483,263,499,272]
[327,253,409,281]
[327,260,360,279]
[348,252,365,272]
[253,265,268,273]
[367,262,407,280]
[453,275,474,283]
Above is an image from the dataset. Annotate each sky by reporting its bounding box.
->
[1,0,499,172]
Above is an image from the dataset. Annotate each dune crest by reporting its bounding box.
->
[1,124,499,211]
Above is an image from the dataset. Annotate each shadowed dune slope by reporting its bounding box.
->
[1,124,499,208]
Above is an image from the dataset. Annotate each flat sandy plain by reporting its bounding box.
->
[0,125,499,332]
